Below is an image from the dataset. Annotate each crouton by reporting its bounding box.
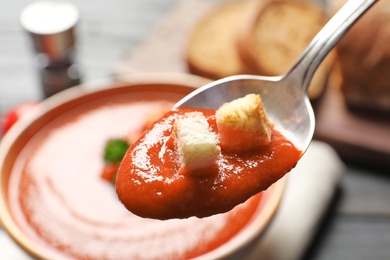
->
[216,94,272,152]
[173,112,221,175]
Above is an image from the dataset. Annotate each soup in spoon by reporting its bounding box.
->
[116,94,301,219]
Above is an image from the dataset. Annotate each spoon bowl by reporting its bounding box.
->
[175,0,378,152]
[174,74,312,151]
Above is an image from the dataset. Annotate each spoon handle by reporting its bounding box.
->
[287,0,378,92]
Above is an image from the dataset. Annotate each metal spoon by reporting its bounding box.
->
[174,0,378,153]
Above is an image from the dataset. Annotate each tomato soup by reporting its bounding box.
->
[5,89,278,260]
[117,107,301,220]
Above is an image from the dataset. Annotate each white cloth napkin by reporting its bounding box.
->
[0,141,343,259]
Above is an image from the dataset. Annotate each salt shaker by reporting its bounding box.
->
[20,0,82,97]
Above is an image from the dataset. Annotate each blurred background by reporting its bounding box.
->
[0,0,176,113]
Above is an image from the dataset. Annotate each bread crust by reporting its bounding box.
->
[186,0,258,79]
[186,0,334,100]
[236,0,333,99]
[216,94,272,152]
[329,0,390,112]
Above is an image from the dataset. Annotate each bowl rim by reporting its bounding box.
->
[0,73,286,259]
[195,178,286,260]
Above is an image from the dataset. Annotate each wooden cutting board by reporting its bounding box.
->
[313,70,390,169]
[115,0,390,169]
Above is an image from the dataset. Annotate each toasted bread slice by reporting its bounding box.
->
[216,94,272,152]
[328,0,390,112]
[186,0,257,79]
[173,112,220,175]
[236,0,333,99]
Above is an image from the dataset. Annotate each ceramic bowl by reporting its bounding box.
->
[0,73,286,260]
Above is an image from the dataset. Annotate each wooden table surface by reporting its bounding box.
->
[1,1,390,259]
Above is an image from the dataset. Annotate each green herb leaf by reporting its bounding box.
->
[104,139,130,163]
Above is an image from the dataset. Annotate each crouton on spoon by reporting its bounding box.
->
[175,0,377,154]
[116,94,301,219]
[116,0,378,220]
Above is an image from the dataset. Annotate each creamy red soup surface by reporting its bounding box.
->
[116,94,301,220]
[7,92,274,260]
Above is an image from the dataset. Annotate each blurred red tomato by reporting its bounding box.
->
[1,102,39,135]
